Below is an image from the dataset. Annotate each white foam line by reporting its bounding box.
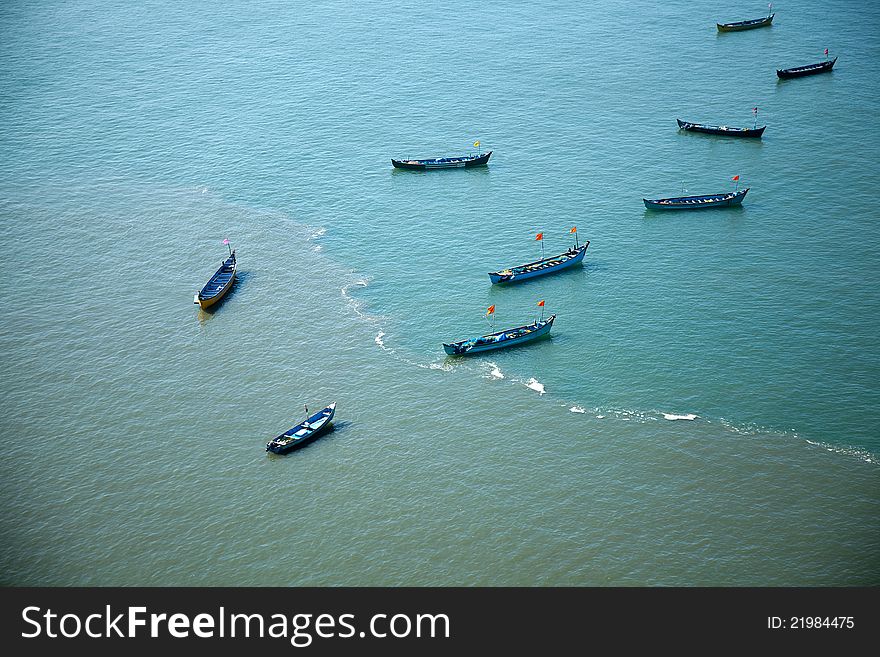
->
[662,412,699,421]
[340,278,379,322]
[525,378,545,395]
[569,406,586,414]
[805,440,877,465]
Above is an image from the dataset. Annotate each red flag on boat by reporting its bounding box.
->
[824,48,829,55]
[486,305,495,315]
[753,107,758,113]
[570,226,577,233]
[732,175,740,181]
[535,233,543,241]
[537,300,545,307]
[222,238,230,244]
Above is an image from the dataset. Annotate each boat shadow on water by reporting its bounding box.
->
[643,204,746,219]
[676,130,766,146]
[390,166,492,177]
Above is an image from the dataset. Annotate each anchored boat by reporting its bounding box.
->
[777,57,837,79]
[717,13,774,32]
[489,243,589,284]
[391,151,492,170]
[266,403,337,454]
[443,315,556,356]
[194,249,236,309]
[643,188,749,210]
[677,119,765,138]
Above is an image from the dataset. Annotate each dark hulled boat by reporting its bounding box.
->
[777,57,837,79]
[194,250,236,309]
[643,188,749,210]
[443,315,555,356]
[266,403,337,454]
[717,14,774,32]
[488,243,589,284]
[677,119,765,138]
[391,151,492,170]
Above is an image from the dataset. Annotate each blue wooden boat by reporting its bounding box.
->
[266,402,337,454]
[488,243,589,284]
[717,14,774,32]
[643,188,749,210]
[391,151,492,170]
[443,315,556,356]
[677,119,765,138]
[777,57,837,79]
[194,250,236,309]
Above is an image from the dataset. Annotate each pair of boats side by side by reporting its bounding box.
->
[717,11,839,78]
[443,239,589,356]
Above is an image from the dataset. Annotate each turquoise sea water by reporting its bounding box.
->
[1,0,878,585]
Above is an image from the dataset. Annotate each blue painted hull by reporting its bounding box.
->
[266,403,336,454]
[195,250,236,309]
[488,243,588,284]
[644,188,749,210]
[443,315,555,356]
[391,151,492,170]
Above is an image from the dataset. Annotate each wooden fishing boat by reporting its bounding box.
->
[717,14,774,32]
[194,250,236,309]
[643,188,749,210]
[443,315,556,356]
[266,403,337,454]
[488,243,589,284]
[677,119,765,138]
[391,151,492,170]
[777,57,837,79]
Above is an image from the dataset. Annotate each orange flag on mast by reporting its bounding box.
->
[570,226,577,233]
[537,300,545,307]
[486,305,495,315]
[535,233,543,241]
[732,175,740,181]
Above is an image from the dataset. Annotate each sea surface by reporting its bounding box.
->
[1,0,878,585]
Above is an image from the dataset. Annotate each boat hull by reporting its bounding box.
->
[717,14,774,31]
[267,403,337,454]
[644,188,749,210]
[443,315,555,356]
[777,57,837,79]
[488,243,588,284]
[195,251,236,309]
[677,119,765,138]
[391,151,492,170]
